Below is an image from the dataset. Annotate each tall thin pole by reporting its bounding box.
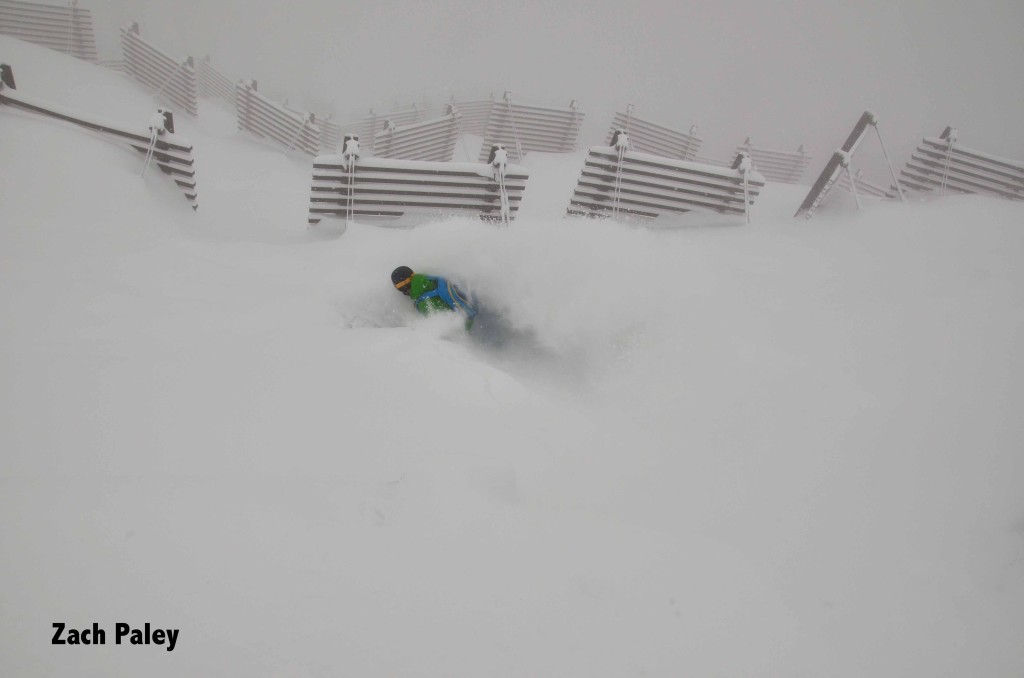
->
[844,163,862,210]
[873,124,905,202]
[939,128,958,196]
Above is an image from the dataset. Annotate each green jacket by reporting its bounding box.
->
[407,273,475,331]
[408,273,451,316]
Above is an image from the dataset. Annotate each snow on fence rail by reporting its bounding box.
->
[0,0,98,62]
[692,154,733,169]
[196,55,235,108]
[604,107,702,161]
[307,156,529,225]
[235,79,320,155]
[373,108,460,162]
[477,94,584,162]
[899,127,1024,202]
[0,67,197,209]
[736,138,812,184]
[119,22,197,116]
[567,146,765,222]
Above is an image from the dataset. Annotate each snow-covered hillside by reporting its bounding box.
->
[2,36,1023,677]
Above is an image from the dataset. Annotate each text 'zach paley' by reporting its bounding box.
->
[52,623,178,652]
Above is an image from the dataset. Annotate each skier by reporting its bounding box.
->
[391,266,478,331]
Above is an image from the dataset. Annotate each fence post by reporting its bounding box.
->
[569,99,581,151]
[381,119,395,157]
[503,91,524,161]
[938,126,958,197]
[795,145,807,184]
[839,152,862,210]
[238,80,254,133]
[1,64,15,89]
[734,152,753,224]
[142,108,165,179]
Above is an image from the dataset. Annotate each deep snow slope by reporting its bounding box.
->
[2,36,1024,677]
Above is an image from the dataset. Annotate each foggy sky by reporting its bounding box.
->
[86,0,1024,172]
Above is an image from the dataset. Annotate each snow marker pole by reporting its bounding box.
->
[611,138,628,218]
[503,92,524,162]
[491,146,511,225]
[339,136,360,225]
[843,161,862,211]
[346,155,355,226]
[687,125,699,161]
[498,171,510,225]
[141,129,159,179]
[151,57,189,105]
[743,169,750,224]
[743,173,750,224]
[737,152,752,224]
[452,102,472,162]
[284,114,310,155]
[939,128,958,197]
[568,99,581,152]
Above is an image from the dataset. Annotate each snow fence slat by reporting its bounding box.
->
[307,155,529,225]
[568,146,764,220]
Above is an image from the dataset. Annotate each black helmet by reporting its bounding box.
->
[391,266,413,294]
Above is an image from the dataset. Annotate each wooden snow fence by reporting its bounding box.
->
[567,146,765,221]
[334,104,426,156]
[735,139,812,184]
[98,58,126,74]
[0,0,98,62]
[372,104,424,130]
[307,156,529,225]
[477,95,584,162]
[196,55,235,108]
[836,168,896,199]
[900,127,1024,201]
[333,114,377,153]
[692,154,733,169]
[119,23,197,116]
[0,71,197,209]
[281,99,341,154]
[449,98,493,135]
[604,110,702,161]
[235,80,320,156]
[373,109,460,162]
[795,110,905,219]
[316,116,342,154]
